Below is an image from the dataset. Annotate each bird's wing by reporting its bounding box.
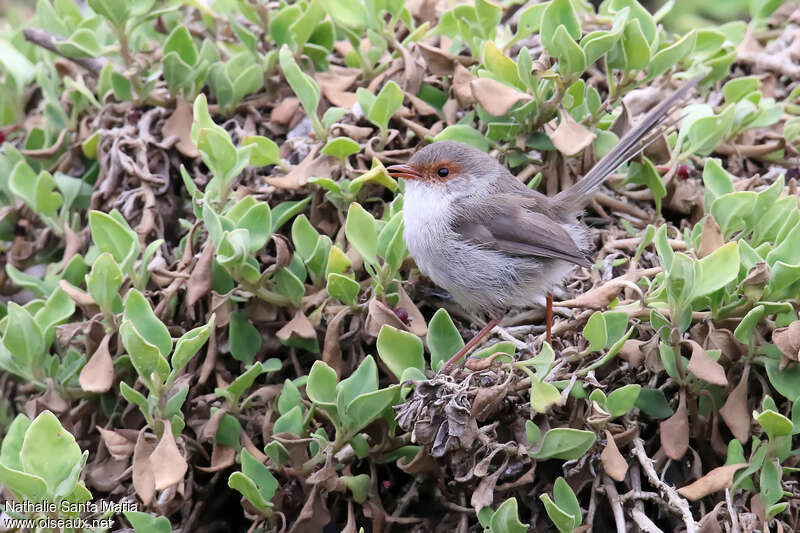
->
[452,202,592,267]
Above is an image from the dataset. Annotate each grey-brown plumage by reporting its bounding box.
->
[388,76,702,317]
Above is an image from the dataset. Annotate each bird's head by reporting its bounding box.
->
[386,141,507,199]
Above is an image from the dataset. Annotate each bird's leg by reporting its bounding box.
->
[440,317,501,372]
[546,293,553,345]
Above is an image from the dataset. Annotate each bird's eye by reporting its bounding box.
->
[437,168,449,178]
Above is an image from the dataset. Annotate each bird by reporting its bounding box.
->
[386,76,703,372]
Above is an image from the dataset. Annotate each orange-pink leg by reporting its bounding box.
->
[546,293,553,345]
[440,317,501,372]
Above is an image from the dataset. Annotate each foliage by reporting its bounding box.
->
[0,0,799,531]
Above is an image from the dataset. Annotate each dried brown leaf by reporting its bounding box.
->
[265,148,330,190]
[417,42,478,76]
[196,443,236,472]
[186,240,214,307]
[396,285,427,336]
[271,97,301,126]
[132,429,155,505]
[97,427,135,460]
[452,63,477,106]
[288,485,331,533]
[677,464,746,501]
[698,502,725,533]
[364,297,405,337]
[163,99,200,158]
[600,430,628,482]
[697,215,724,258]
[772,320,800,362]
[276,310,317,341]
[660,390,689,460]
[686,339,728,386]
[470,78,532,117]
[618,339,645,368]
[323,308,349,377]
[719,365,751,443]
[150,420,188,490]
[79,334,114,393]
[470,383,507,421]
[548,109,596,157]
[316,66,361,108]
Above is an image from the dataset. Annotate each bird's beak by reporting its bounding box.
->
[386,163,424,181]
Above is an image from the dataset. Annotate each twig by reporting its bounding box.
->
[632,438,697,533]
[22,28,105,75]
[603,474,627,533]
[595,192,652,221]
[630,509,664,533]
[726,488,741,533]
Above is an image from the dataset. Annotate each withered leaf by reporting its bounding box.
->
[452,63,477,106]
[772,320,800,362]
[196,443,236,472]
[163,99,199,158]
[150,420,188,490]
[276,309,317,341]
[316,66,361,108]
[698,501,725,533]
[600,430,628,482]
[470,78,532,117]
[265,148,330,190]
[470,383,507,421]
[618,339,645,368]
[685,340,728,386]
[719,365,751,443]
[79,334,114,393]
[98,427,135,460]
[660,390,689,460]
[132,429,155,505]
[396,285,427,336]
[322,308,349,377]
[185,240,214,307]
[677,464,746,501]
[288,485,331,533]
[548,109,596,157]
[417,42,478,76]
[470,458,508,513]
[271,97,301,126]
[364,297,405,337]
[697,215,724,258]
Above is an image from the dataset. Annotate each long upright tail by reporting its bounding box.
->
[554,74,704,210]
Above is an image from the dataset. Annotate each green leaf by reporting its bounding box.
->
[307,360,338,405]
[635,388,673,419]
[291,215,320,260]
[552,24,586,75]
[759,459,782,507]
[86,253,123,314]
[344,386,398,432]
[326,273,360,306]
[171,316,214,376]
[530,380,562,414]
[377,325,425,379]
[20,411,83,496]
[89,210,138,268]
[427,309,464,371]
[540,494,576,533]
[582,311,607,352]
[9,162,63,217]
[229,311,262,364]
[366,81,403,134]
[530,428,596,460]
[274,405,304,435]
[540,0,581,56]
[338,355,379,409]
[228,472,272,514]
[279,45,323,137]
[119,320,163,389]
[120,381,149,418]
[123,511,172,533]
[433,125,489,152]
[621,19,650,70]
[124,290,172,357]
[754,409,794,440]
[243,135,280,167]
[693,242,739,299]
[606,384,641,418]
[88,0,128,25]
[553,477,581,529]
[342,474,371,504]
[321,137,361,160]
[345,202,378,266]
[2,303,46,373]
[490,497,529,533]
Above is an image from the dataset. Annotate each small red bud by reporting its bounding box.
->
[381,480,392,493]
[0,131,5,144]
[677,164,691,180]
[394,307,409,323]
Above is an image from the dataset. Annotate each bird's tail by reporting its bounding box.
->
[554,74,704,210]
